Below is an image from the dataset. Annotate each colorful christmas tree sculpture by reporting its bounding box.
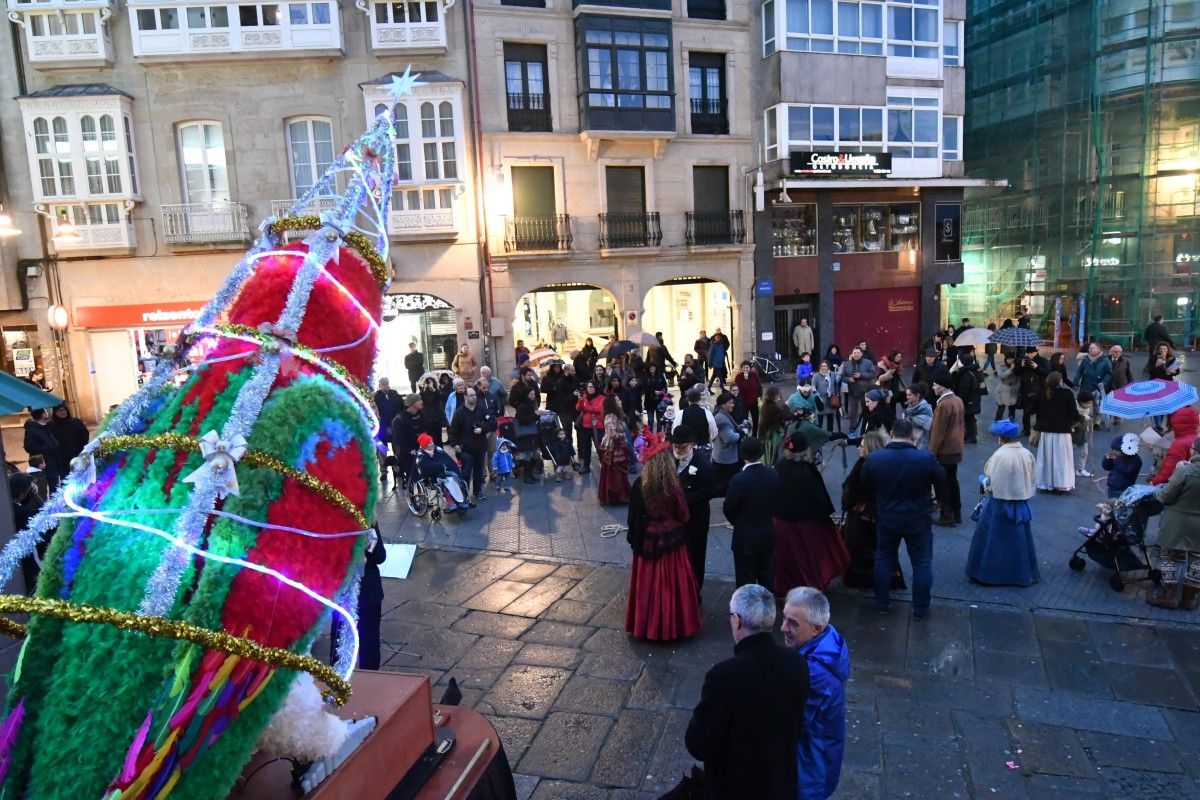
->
[0,69,422,799]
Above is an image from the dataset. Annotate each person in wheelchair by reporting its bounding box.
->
[415,434,471,515]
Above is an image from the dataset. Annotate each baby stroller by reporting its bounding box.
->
[405,450,469,521]
[1069,484,1164,592]
[512,413,544,483]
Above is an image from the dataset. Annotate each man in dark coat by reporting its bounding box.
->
[23,409,66,482]
[722,437,781,588]
[1014,346,1050,436]
[860,418,948,619]
[951,352,982,444]
[911,349,941,404]
[686,583,810,800]
[1144,314,1175,355]
[373,378,403,488]
[48,404,89,467]
[447,387,495,501]
[404,342,426,393]
[390,394,425,485]
[671,427,717,594]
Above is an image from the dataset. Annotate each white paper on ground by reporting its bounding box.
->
[378,543,417,580]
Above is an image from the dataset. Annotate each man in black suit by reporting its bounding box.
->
[671,427,717,595]
[685,583,810,800]
[1014,346,1050,437]
[722,437,781,588]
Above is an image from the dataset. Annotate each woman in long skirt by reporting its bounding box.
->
[772,431,850,594]
[598,394,631,505]
[758,386,786,467]
[841,430,906,590]
[1032,372,1081,493]
[966,420,1040,586]
[625,434,702,641]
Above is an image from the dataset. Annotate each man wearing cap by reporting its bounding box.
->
[672,427,717,594]
[391,393,424,486]
[1015,346,1050,437]
[404,342,425,393]
[929,368,965,526]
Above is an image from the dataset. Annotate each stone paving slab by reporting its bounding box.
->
[372,547,1200,799]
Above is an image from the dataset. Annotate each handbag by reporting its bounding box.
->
[828,393,842,410]
[1029,429,1041,447]
[969,495,988,523]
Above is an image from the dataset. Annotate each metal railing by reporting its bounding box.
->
[598,212,661,249]
[689,97,728,135]
[161,201,249,244]
[506,92,552,132]
[504,214,572,252]
[686,210,744,246]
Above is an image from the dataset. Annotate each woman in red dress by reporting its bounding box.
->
[772,431,849,594]
[598,393,631,505]
[625,434,702,641]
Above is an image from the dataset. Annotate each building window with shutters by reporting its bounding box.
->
[505,43,552,132]
[688,53,727,134]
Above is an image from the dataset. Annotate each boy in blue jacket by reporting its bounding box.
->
[782,587,849,800]
[1102,433,1143,499]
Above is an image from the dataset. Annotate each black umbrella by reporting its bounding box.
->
[602,340,639,359]
[989,327,1042,348]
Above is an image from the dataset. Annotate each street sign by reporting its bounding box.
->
[755,278,774,296]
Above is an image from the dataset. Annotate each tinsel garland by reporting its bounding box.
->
[0,597,350,706]
[265,217,390,289]
[96,434,369,529]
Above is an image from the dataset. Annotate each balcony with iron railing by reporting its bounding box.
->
[128,0,342,58]
[598,212,661,250]
[504,214,572,253]
[506,92,551,133]
[7,0,114,65]
[161,200,249,244]
[689,97,728,135]
[686,210,744,247]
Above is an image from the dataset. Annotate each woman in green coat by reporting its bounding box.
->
[1150,438,1200,610]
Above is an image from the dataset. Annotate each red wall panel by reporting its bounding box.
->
[833,287,921,362]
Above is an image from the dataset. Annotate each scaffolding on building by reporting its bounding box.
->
[955,0,1200,349]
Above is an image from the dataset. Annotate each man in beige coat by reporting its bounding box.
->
[929,368,965,526]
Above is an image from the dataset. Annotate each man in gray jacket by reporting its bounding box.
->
[839,347,877,431]
[713,392,747,495]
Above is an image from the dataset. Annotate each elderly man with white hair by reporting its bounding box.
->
[685,584,809,800]
[782,587,850,800]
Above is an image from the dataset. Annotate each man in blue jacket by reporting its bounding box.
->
[782,587,849,800]
[860,417,949,619]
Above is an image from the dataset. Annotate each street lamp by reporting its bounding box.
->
[52,219,82,246]
[47,304,69,331]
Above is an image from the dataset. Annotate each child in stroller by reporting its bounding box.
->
[409,434,471,519]
[1070,484,1164,592]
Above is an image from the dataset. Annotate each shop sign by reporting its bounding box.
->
[934,203,962,262]
[790,151,892,176]
[1081,257,1120,268]
[74,301,205,329]
[12,347,35,377]
[888,298,915,313]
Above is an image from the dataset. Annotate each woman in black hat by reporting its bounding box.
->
[771,431,849,595]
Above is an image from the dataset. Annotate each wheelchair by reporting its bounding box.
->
[404,454,469,522]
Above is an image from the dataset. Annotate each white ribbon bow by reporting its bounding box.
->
[182,430,248,498]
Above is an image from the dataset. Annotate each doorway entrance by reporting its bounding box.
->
[642,277,735,367]
[773,296,817,363]
[514,284,620,355]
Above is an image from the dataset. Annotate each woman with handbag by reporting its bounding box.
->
[965,420,1039,586]
[840,430,905,590]
[598,393,631,505]
[813,361,840,432]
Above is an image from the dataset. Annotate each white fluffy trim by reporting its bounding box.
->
[257,673,349,761]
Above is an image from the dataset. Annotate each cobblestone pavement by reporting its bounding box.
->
[365,548,1200,800]
[377,359,1200,624]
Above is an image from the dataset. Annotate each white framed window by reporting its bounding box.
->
[373,0,439,26]
[288,1,332,24]
[366,83,464,187]
[942,20,961,66]
[763,0,776,54]
[763,0,896,57]
[177,121,230,204]
[942,115,961,161]
[184,6,231,28]
[285,116,334,196]
[886,0,938,59]
[19,94,140,204]
[765,98,941,159]
[362,0,447,51]
[886,95,939,157]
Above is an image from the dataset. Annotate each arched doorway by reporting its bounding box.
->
[513,283,620,355]
[641,277,736,368]
[376,292,457,391]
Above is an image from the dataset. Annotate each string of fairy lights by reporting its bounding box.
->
[0,69,423,696]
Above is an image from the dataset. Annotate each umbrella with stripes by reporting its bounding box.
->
[1099,379,1198,419]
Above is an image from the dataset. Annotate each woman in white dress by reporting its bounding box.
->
[1031,372,1081,493]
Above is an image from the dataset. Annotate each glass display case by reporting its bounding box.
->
[889,203,920,251]
[861,205,886,251]
[771,204,817,256]
[832,205,859,253]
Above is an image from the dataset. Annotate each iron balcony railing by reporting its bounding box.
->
[161,201,249,244]
[599,212,662,249]
[506,92,552,132]
[689,97,728,135]
[504,214,572,252]
[686,210,745,246]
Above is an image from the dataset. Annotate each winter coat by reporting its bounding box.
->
[444,390,466,428]
[576,392,605,430]
[47,409,89,465]
[712,410,743,466]
[1155,455,1200,551]
[1073,355,1113,396]
[839,358,876,397]
[1151,407,1199,485]
[448,402,495,454]
[812,371,837,415]
[22,421,66,479]
[491,440,516,474]
[774,459,835,522]
[930,392,965,464]
[796,624,849,800]
[860,442,948,520]
[1109,356,1134,390]
[951,364,981,415]
[734,370,761,406]
[548,374,579,416]
[1032,387,1082,434]
[911,359,940,402]
[994,362,1019,407]
[373,388,402,431]
[1102,449,1142,497]
[1015,355,1050,404]
[1148,355,1180,381]
[451,351,477,381]
[796,362,814,384]
[983,442,1036,501]
[643,373,669,413]
[792,324,815,358]
[403,350,425,379]
[903,399,933,437]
